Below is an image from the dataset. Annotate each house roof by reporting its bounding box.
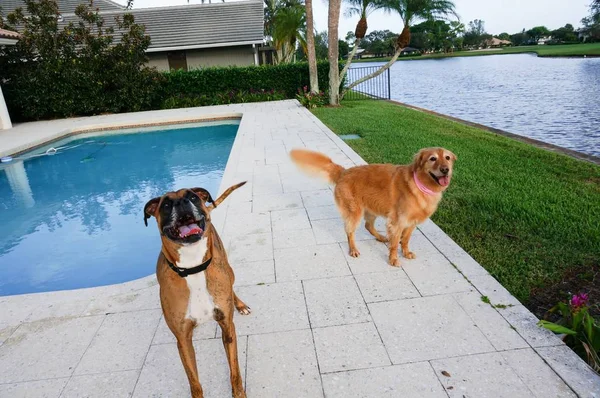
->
[0,0,125,15]
[62,0,264,52]
[0,27,20,40]
[486,37,511,46]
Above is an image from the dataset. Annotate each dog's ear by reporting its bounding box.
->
[143,197,161,227]
[190,188,215,204]
[413,148,429,167]
[448,150,457,161]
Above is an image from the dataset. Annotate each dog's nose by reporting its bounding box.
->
[440,166,449,175]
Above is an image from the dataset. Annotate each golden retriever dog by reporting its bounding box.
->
[290,147,456,267]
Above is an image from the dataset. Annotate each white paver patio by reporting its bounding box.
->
[0,100,599,398]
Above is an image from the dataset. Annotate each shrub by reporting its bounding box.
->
[159,62,340,100]
[296,86,327,109]
[538,293,600,373]
[0,0,161,122]
[161,89,286,109]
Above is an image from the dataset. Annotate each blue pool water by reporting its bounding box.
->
[0,121,238,296]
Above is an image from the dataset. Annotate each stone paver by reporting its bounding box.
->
[0,101,594,397]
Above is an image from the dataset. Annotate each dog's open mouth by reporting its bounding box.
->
[163,217,206,243]
[429,172,450,187]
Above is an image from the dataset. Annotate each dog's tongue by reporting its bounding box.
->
[438,176,450,187]
[178,223,202,237]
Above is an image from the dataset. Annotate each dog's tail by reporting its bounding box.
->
[290,149,345,185]
[209,181,247,210]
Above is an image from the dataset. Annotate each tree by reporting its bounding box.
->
[497,32,510,41]
[305,0,318,92]
[315,31,329,59]
[271,1,306,63]
[510,29,530,46]
[526,25,550,42]
[338,39,349,59]
[0,0,157,121]
[409,19,463,52]
[580,0,600,42]
[340,0,458,101]
[551,24,577,43]
[338,0,387,88]
[463,19,486,48]
[327,0,342,105]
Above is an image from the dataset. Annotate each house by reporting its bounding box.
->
[400,46,419,55]
[0,28,20,129]
[1,0,266,71]
[485,37,512,48]
[537,36,552,45]
[346,48,365,59]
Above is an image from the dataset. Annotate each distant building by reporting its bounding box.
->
[485,37,512,48]
[537,36,552,45]
[0,0,267,70]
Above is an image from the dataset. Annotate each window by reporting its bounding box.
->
[167,51,187,71]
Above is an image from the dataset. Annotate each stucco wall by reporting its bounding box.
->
[186,45,255,69]
[147,52,169,71]
[146,45,256,72]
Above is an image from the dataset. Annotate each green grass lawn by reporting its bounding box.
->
[312,100,600,315]
[354,43,600,63]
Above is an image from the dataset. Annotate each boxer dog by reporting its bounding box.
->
[143,182,250,398]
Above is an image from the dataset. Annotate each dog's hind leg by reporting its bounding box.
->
[401,225,417,259]
[233,292,251,315]
[341,207,363,257]
[215,308,246,398]
[174,320,204,398]
[364,211,387,243]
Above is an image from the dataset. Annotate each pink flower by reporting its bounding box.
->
[570,293,589,309]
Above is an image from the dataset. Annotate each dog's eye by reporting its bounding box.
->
[429,157,437,162]
[190,195,199,202]
[162,202,171,209]
[445,155,450,160]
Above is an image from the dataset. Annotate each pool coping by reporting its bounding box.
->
[1,100,598,397]
[0,113,242,159]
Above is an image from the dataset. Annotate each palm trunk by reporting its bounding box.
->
[340,25,410,100]
[305,0,318,93]
[327,0,342,105]
[339,38,361,87]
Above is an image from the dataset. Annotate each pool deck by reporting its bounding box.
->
[1,100,599,398]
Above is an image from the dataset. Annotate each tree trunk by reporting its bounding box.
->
[327,0,342,105]
[305,0,318,93]
[340,25,410,100]
[339,38,361,84]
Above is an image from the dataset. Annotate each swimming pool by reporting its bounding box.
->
[0,121,238,296]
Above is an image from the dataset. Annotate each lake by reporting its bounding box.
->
[351,54,600,157]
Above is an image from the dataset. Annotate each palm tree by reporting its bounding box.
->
[339,0,386,87]
[340,0,458,101]
[327,0,342,105]
[305,0,319,92]
[272,5,306,63]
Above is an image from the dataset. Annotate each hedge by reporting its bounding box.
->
[4,61,343,122]
[161,61,338,99]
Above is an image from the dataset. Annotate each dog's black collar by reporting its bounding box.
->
[166,257,212,278]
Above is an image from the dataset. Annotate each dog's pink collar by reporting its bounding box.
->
[413,171,436,196]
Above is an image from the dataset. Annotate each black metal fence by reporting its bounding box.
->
[343,65,391,100]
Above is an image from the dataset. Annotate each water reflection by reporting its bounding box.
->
[0,123,237,295]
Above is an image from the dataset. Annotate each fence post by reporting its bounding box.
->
[387,68,391,100]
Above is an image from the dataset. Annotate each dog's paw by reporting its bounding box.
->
[403,251,416,259]
[389,257,401,267]
[237,305,251,316]
[349,248,361,257]
[376,236,388,243]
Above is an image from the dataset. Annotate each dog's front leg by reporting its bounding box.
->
[387,220,403,267]
[401,224,417,259]
[175,320,204,398]
[214,307,246,398]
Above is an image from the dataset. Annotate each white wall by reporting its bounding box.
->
[0,85,12,130]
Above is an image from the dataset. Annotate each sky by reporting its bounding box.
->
[123,0,592,36]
